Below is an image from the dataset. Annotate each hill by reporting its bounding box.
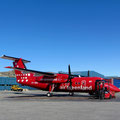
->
[0,70,15,78]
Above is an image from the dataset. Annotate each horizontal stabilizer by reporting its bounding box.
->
[1,55,30,63]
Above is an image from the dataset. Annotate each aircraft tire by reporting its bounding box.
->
[69,92,74,96]
[89,91,95,95]
[47,92,52,97]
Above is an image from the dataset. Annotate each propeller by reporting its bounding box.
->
[68,64,72,90]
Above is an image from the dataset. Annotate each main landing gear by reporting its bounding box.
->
[47,84,55,97]
[69,92,74,96]
[47,92,52,97]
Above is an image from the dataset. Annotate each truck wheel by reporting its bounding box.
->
[20,89,23,92]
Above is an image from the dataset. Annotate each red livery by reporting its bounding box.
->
[1,55,120,99]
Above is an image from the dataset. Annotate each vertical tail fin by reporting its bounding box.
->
[13,58,26,69]
[0,55,31,83]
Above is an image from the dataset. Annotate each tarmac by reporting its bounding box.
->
[0,90,120,120]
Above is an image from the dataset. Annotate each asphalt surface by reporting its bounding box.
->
[0,90,120,120]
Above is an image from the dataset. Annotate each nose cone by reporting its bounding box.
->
[105,83,120,92]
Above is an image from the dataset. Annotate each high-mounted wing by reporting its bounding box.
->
[5,66,55,76]
[1,55,55,76]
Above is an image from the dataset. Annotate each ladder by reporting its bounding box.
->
[95,80,105,99]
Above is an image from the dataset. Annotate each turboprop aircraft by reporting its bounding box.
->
[1,55,120,99]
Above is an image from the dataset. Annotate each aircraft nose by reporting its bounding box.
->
[105,83,120,92]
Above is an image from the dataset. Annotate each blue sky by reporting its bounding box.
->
[0,0,120,76]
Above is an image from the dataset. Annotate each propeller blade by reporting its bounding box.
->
[68,64,72,90]
[68,64,71,76]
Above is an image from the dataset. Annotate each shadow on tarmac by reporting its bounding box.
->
[3,92,120,102]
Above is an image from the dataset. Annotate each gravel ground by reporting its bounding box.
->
[0,90,120,120]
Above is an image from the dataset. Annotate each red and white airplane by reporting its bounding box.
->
[1,55,120,99]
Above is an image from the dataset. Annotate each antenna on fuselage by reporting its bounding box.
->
[88,70,90,77]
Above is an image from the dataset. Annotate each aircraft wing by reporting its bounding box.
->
[5,66,55,76]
